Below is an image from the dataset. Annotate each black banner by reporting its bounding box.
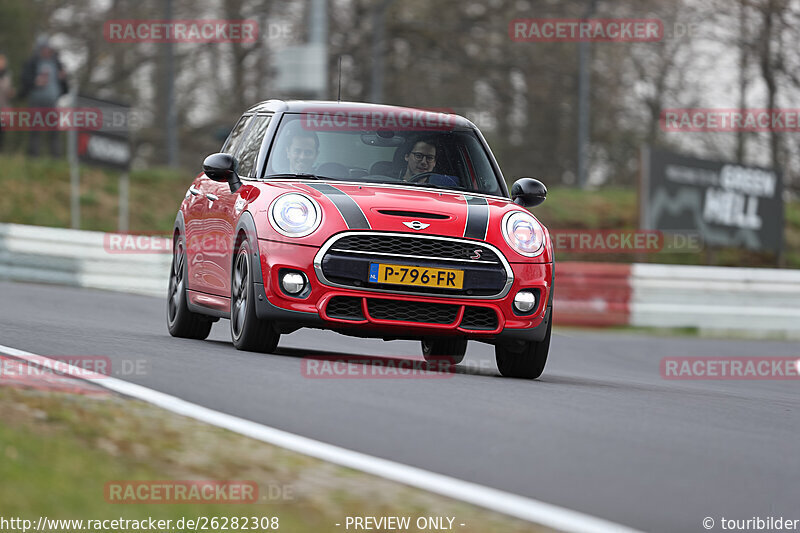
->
[641,147,784,252]
[74,95,131,170]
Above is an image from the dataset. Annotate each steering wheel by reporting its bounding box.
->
[407,171,437,183]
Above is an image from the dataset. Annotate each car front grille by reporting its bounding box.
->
[326,296,364,321]
[324,297,500,331]
[316,232,511,298]
[366,299,459,324]
[330,234,502,264]
[460,306,499,330]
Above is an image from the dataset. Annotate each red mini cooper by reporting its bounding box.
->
[167,100,553,378]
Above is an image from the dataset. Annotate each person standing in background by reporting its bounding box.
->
[19,35,69,157]
[0,53,15,152]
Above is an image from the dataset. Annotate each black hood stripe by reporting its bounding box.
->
[464,196,489,239]
[307,183,370,229]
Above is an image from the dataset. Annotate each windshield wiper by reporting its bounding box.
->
[265,173,337,180]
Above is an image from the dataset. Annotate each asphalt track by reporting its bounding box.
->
[1,280,798,533]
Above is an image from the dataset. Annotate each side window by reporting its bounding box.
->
[222,115,253,156]
[236,115,272,177]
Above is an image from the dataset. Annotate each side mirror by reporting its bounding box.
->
[203,153,242,193]
[511,178,547,208]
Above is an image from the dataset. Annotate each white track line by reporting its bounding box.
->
[0,343,641,533]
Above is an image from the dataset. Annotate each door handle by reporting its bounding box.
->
[205,193,219,201]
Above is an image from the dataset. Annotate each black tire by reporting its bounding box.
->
[230,240,280,353]
[494,314,551,379]
[167,234,213,340]
[421,337,467,365]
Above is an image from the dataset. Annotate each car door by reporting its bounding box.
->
[185,114,254,295]
[182,173,209,291]
[202,114,272,297]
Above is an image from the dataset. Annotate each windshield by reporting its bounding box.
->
[265,113,504,196]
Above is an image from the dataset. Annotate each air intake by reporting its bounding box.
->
[377,210,449,220]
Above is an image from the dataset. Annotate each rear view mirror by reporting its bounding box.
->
[361,133,404,147]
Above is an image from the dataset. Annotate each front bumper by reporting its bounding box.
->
[254,237,553,343]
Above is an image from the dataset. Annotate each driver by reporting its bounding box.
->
[401,138,437,181]
[400,136,459,187]
[287,130,319,173]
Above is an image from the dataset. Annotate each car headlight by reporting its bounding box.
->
[502,211,544,257]
[269,193,321,237]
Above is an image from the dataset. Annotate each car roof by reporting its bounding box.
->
[244,99,477,129]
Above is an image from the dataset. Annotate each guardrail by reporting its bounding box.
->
[629,263,800,335]
[0,223,170,298]
[2,223,798,337]
[556,262,800,338]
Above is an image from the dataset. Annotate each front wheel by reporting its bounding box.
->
[230,240,280,353]
[421,337,467,364]
[495,315,551,379]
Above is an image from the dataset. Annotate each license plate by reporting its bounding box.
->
[368,263,464,289]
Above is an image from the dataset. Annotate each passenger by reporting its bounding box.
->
[286,130,319,173]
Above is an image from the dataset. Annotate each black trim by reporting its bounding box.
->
[253,283,325,326]
[494,306,551,343]
[235,212,264,285]
[464,196,489,239]
[186,296,229,319]
[173,211,186,243]
[377,210,449,220]
[307,183,370,229]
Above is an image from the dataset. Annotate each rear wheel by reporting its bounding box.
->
[231,240,280,353]
[421,337,467,365]
[167,235,213,339]
[494,315,551,379]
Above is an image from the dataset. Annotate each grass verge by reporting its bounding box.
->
[0,385,550,533]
